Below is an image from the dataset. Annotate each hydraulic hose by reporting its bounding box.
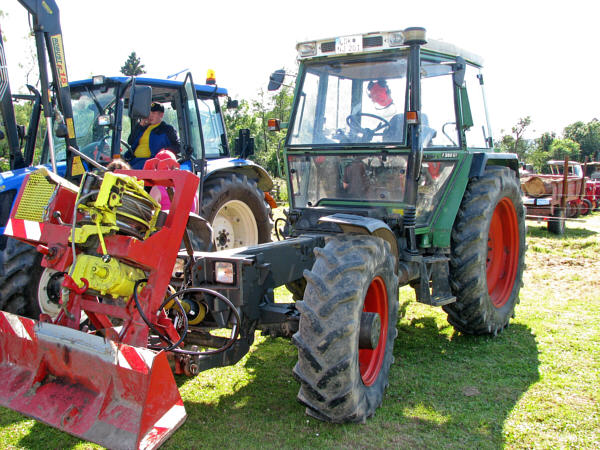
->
[132,281,241,356]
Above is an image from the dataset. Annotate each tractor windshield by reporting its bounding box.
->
[288,152,409,207]
[49,85,119,164]
[288,55,408,146]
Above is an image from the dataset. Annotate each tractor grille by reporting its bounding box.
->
[14,171,56,222]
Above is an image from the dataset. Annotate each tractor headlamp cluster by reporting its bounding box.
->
[214,261,234,284]
[295,28,428,59]
[296,42,317,57]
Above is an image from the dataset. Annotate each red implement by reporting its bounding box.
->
[0,164,201,448]
[0,311,185,449]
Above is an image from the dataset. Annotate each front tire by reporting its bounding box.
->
[292,235,398,423]
[444,166,526,335]
[201,174,272,250]
[0,238,44,318]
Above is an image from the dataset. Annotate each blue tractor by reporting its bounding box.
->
[0,2,273,318]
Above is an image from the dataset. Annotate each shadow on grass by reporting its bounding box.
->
[384,314,540,449]
[171,309,539,449]
[9,309,539,449]
[526,222,597,239]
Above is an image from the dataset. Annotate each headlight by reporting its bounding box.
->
[297,41,317,57]
[215,262,234,284]
[388,31,405,47]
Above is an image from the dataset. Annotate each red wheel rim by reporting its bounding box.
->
[487,197,519,308]
[359,276,388,386]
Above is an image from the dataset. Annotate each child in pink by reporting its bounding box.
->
[145,150,199,213]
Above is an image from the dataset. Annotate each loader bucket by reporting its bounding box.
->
[0,311,186,449]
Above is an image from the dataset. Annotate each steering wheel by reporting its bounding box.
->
[346,113,390,141]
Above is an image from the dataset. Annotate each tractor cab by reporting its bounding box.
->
[43,75,231,173]
[271,28,498,245]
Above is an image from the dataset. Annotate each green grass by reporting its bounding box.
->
[1,211,599,448]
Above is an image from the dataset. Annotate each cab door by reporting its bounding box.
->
[183,72,205,178]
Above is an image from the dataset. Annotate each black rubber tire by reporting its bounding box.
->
[292,235,398,423]
[201,173,272,250]
[443,166,526,336]
[0,238,44,318]
[548,209,566,235]
[580,198,593,216]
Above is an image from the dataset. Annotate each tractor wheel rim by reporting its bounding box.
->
[213,200,258,250]
[487,197,519,308]
[37,268,62,317]
[359,276,388,386]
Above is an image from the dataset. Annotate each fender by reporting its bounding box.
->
[469,151,519,178]
[204,158,274,192]
[317,213,399,269]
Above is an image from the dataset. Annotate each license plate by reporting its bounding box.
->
[523,197,534,205]
[536,198,551,205]
[336,35,362,54]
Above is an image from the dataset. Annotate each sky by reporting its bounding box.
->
[2,0,599,141]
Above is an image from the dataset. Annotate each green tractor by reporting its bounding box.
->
[257,27,526,421]
[0,26,527,436]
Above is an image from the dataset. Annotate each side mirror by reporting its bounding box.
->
[129,85,152,120]
[235,128,254,159]
[97,115,113,126]
[226,97,239,109]
[55,122,69,138]
[268,69,285,91]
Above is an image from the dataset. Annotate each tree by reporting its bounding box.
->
[495,116,533,160]
[223,85,294,177]
[120,52,146,76]
[527,131,556,172]
[548,138,580,162]
[563,119,600,161]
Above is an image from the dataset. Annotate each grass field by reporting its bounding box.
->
[0,210,598,449]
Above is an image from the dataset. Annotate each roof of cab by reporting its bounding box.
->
[70,76,228,96]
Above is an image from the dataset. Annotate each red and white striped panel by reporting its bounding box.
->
[111,341,156,374]
[138,400,187,450]
[0,311,36,341]
[4,218,44,242]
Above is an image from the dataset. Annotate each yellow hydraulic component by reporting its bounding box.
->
[164,293,206,325]
[70,254,145,299]
[187,301,207,325]
[72,172,161,246]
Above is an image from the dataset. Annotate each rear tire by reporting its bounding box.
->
[201,174,272,250]
[0,238,44,318]
[444,166,526,335]
[292,235,398,423]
